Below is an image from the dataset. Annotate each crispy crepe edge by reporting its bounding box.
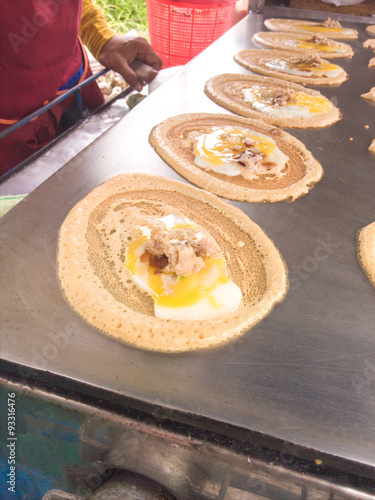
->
[357,221,375,288]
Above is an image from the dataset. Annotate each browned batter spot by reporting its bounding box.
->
[57,174,288,352]
[144,251,169,274]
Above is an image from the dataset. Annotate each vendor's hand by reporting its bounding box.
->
[98,35,162,92]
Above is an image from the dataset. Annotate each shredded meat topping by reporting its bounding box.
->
[310,33,336,46]
[292,54,323,67]
[219,132,240,145]
[237,150,264,170]
[261,88,295,106]
[323,17,341,29]
[146,227,221,278]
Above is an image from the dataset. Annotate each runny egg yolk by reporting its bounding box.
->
[291,60,339,73]
[145,256,228,309]
[292,91,331,113]
[124,217,242,321]
[194,128,275,166]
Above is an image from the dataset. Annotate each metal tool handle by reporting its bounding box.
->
[131,60,158,84]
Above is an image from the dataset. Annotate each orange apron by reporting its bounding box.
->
[0,0,104,175]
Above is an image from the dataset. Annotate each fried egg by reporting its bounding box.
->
[265,58,343,78]
[125,214,242,321]
[242,86,331,118]
[193,127,288,179]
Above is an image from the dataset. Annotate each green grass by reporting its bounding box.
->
[96,0,149,37]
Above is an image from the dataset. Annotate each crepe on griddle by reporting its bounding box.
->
[253,31,354,58]
[363,39,375,52]
[361,87,375,103]
[57,174,288,352]
[204,74,341,128]
[264,18,358,39]
[234,50,347,86]
[357,221,375,288]
[149,113,323,203]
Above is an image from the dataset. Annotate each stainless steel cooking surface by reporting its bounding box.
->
[1,6,375,480]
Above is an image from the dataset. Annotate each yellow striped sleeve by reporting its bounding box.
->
[79,0,116,60]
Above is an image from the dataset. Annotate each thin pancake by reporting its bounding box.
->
[149,113,323,202]
[264,18,358,39]
[253,31,354,58]
[234,49,347,85]
[363,39,375,52]
[57,174,288,352]
[204,74,341,128]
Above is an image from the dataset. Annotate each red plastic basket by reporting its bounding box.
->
[146,0,237,68]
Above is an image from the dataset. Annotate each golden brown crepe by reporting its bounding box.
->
[234,49,347,85]
[149,113,323,203]
[57,174,288,352]
[264,18,358,39]
[253,31,354,58]
[363,39,375,52]
[357,221,375,288]
[361,87,375,103]
[366,25,375,37]
[204,74,341,128]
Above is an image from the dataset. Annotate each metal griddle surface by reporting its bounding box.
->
[1,8,375,471]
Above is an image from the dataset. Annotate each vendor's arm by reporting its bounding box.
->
[79,0,162,91]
